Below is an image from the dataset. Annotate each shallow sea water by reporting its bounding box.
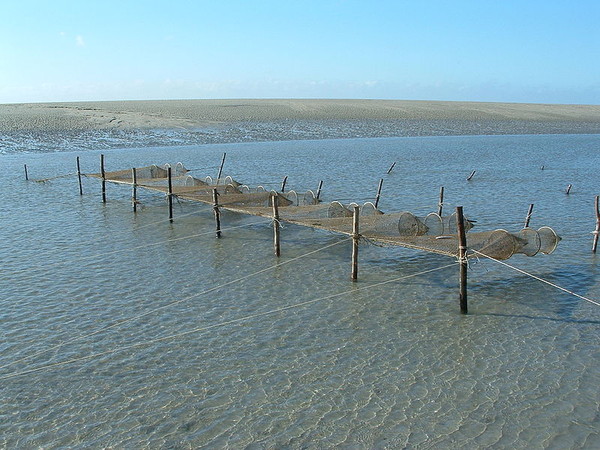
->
[1,134,600,448]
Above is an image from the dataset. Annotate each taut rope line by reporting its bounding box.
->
[0,262,456,381]
[0,237,352,371]
[471,249,600,308]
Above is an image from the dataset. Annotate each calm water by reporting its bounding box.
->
[1,134,600,448]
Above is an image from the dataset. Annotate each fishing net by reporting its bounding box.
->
[90,163,561,261]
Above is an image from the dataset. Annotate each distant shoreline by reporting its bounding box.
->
[1,99,600,133]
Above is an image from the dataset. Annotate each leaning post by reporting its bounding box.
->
[281,176,288,193]
[316,180,324,201]
[524,203,534,228]
[438,186,444,216]
[216,152,227,183]
[374,178,384,209]
[351,205,360,281]
[76,156,83,195]
[272,192,281,257]
[456,206,468,314]
[593,196,600,253]
[24,164,29,181]
[100,154,106,203]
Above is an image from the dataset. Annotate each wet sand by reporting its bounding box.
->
[1,99,600,132]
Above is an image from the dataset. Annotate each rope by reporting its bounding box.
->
[0,262,456,380]
[0,237,352,372]
[471,249,600,308]
[32,172,77,183]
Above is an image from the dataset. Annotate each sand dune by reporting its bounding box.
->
[1,99,600,132]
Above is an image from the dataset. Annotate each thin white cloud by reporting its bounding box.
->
[76,35,85,47]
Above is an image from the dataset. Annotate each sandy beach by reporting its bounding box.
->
[1,99,600,132]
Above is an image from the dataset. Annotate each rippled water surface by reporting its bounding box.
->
[1,134,600,448]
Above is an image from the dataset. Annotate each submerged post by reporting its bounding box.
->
[456,206,468,314]
[593,196,600,253]
[212,188,221,238]
[386,162,396,174]
[216,152,227,183]
[272,192,281,257]
[167,167,174,222]
[100,154,106,203]
[316,180,324,200]
[566,184,573,195]
[524,203,534,228]
[374,179,384,209]
[438,186,444,216]
[24,164,29,181]
[351,205,360,281]
[76,156,83,195]
[132,168,138,212]
[281,176,288,193]
[466,170,476,181]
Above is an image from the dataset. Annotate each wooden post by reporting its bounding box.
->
[76,157,83,195]
[24,164,29,181]
[216,152,227,183]
[316,180,323,200]
[386,162,396,174]
[351,205,360,281]
[132,168,138,212]
[466,170,476,181]
[374,178,384,209]
[281,176,288,193]
[593,196,600,253]
[524,203,534,228]
[167,167,174,223]
[213,188,221,238]
[566,184,572,195]
[100,154,106,203]
[456,206,468,314]
[438,186,444,216]
[272,192,281,257]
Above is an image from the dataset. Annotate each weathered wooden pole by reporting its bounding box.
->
[438,186,444,216]
[281,176,288,193]
[593,196,600,253]
[24,164,29,181]
[167,167,174,222]
[566,184,572,195]
[524,203,534,228]
[374,178,384,209]
[466,170,476,181]
[131,168,138,212]
[100,154,106,203]
[351,205,360,281]
[386,162,396,174]
[212,188,221,238]
[76,157,83,195]
[272,192,281,257]
[216,152,227,183]
[316,180,324,200]
[456,206,468,314]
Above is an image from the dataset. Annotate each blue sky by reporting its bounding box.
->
[1,0,599,104]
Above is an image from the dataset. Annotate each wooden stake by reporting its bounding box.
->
[316,180,323,200]
[76,157,83,195]
[351,205,360,281]
[374,178,384,209]
[167,167,174,222]
[213,188,221,238]
[281,176,288,193]
[386,162,396,174]
[438,186,444,216]
[272,192,281,257]
[456,206,468,314]
[100,154,106,203]
[466,170,476,181]
[132,168,138,212]
[566,184,572,195]
[217,152,227,183]
[524,203,534,228]
[593,196,600,253]
[24,164,29,181]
